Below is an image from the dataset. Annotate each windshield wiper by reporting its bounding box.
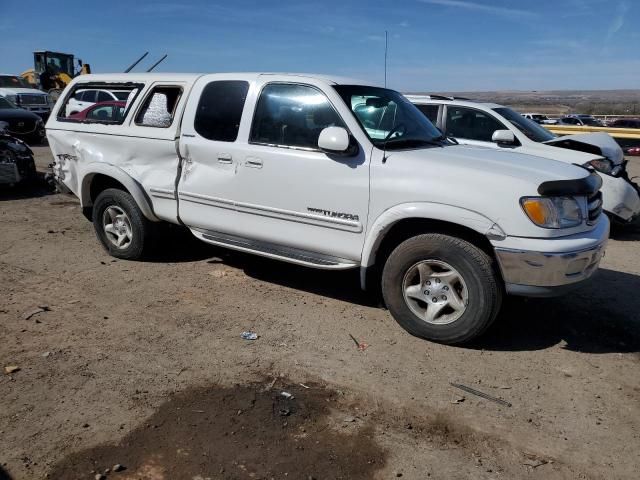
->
[383,137,445,149]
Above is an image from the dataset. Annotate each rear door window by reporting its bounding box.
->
[194,80,249,141]
[445,106,505,142]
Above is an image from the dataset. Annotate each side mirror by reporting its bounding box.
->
[492,129,516,145]
[318,126,355,155]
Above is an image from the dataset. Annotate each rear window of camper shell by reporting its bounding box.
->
[56,82,144,125]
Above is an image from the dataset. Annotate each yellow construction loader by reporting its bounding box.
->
[21,51,91,99]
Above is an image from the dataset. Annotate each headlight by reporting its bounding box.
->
[521,196,584,228]
[584,158,613,174]
[46,94,54,105]
[5,94,18,105]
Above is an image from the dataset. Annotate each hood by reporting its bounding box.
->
[0,108,42,121]
[0,87,49,96]
[544,132,623,165]
[390,144,591,186]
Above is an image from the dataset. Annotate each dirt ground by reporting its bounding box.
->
[1,146,639,480]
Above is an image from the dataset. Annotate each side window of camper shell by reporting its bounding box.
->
[56,83,143,124]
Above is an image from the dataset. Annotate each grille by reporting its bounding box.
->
[7,119,35,134]
[0,163,19,184]
[587,191,602,224]
[18,94,47,105]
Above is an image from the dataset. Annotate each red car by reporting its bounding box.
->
[69,101,126,122]
[624,146,640,156]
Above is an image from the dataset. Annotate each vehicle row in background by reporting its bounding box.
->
[68,101,126,122]
[66,89,130,116]
[407,95,640,226]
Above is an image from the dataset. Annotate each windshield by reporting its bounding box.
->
[334,85,444,149]
[494,107,556,142]
[0,97,16,109]
[0,75,30,88]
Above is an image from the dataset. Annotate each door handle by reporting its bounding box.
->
[245,157,263,169]
[218,153,233,164]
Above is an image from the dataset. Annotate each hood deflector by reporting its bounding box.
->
[537,171,602,196]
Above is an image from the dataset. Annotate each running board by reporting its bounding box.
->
[191,229,359,270]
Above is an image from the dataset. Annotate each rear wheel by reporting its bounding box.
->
[92,188,153,260]
[382,234,502,344]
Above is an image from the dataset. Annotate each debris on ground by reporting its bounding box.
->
[299,383,310,389]
[450,382,512,407]
[523,458,549,469]
[451,395,466,404]
[42,351,51,358]
[22,305,50,320]
[112,464,125,472]
[349,333,369,351]
[240,331,258,341]
[4,366,20,375]
[280,391,294,400]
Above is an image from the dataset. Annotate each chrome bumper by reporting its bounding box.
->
[495,241,606,297]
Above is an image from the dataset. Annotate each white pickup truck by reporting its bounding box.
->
[47,73,608,344]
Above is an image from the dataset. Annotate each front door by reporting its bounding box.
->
[231,82,370,261]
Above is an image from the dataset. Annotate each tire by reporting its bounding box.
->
[381,234,502,345]
[92,188,153,260]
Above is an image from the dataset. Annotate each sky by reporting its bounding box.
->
[1,0,638,92]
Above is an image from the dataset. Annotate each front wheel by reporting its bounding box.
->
[92,188,153,260]
[382,234,502,345]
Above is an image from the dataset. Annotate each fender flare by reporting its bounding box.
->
[79,163,159,222]
[360,202,505,289]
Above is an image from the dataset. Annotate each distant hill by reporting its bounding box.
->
[405,90,640,116]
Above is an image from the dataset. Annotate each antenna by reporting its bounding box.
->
[384,30,388,87]
[146,54,168,72]
[124,52,149,73]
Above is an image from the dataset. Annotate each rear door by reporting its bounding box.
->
[177,77,252,234]
[126,82,188,222]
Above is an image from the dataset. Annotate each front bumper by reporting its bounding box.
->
[493,216,609,297]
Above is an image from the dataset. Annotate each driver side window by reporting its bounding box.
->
[250,83,345,150]
[446,106,505,142]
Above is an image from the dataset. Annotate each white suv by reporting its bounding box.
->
[65,88,131,116]
[408,95,640,225]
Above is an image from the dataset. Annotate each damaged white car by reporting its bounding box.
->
[408,96,640,226]
[47,73,608,345]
